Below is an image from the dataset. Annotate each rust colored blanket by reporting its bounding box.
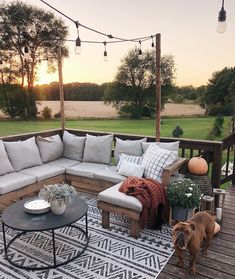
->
[119,176,166,229]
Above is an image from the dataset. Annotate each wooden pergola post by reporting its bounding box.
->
[57,47,65,131]
[155,33,161,141]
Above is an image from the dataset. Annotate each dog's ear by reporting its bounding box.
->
[172,219,180,226]
[189,222,196,231]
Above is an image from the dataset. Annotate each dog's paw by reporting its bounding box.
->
[176,260,184,268]
[189,266,197,276]
[201,249,208,256]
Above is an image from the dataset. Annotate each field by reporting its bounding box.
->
[0,117,231,140]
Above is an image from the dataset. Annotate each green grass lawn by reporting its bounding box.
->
[0,116,232,140]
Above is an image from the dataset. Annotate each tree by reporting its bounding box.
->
[0,1,68,118]
[103,47,176,119]
[205,67,235,116]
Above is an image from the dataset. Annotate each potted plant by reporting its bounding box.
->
[39,183,77,215]
[167,178,202,221]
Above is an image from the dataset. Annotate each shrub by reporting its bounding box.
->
[42,106,52,119]
[54,111,61,118]
[172,125,184,138]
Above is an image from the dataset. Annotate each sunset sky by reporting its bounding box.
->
[25,0,235,87]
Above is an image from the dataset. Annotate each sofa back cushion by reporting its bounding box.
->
[63,131,86,161]
[114,137,147,163]
[83,134,113,164]
[36,134,63,163]
[0,140,14,175]
[4,137,42,171]
[141,144,177,183]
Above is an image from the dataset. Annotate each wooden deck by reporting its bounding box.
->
[159,185,235,279]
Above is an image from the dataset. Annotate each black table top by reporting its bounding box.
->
[2,197,88,232]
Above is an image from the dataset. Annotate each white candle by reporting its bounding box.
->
[216,208,222,220]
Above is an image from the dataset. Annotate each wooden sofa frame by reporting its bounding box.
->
[0,129,187,236]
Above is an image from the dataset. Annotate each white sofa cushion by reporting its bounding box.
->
[0,172,36,195]
[118,160,144,178]
[83,134,113,164]
[63,131,86,161]
[46,157,80,168]
[66,162,108,179]
[36,134,63,163]
[20,164,65,182]
[117,153,142,171]
[141,144,177,183]
[4,137,42,171]
[114,137,146,163]
[94,166,125,184]
[0,140,14,176]
[142,141,180,158]
[98,183,142,212]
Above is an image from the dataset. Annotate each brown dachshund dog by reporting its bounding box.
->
[172,211,215,275]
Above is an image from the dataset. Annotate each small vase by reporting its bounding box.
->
[50,200,66,215]
[173,206,194,221]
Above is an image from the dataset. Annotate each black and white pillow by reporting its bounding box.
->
[141,144,177,183]
[117,153,142,171]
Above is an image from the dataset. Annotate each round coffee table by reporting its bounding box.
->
[1,197,89,270]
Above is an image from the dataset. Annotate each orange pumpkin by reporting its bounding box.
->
[188,156,208,175]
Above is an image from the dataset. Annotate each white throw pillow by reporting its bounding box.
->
[142,144,177,183]
[114,137,147,163]
[117,153,142,171]
[4,137,42,171]
[0,140,14,175]
[36,134,63,163]
[118,159,144,178]
[142,141,179,159]
[83,134,113,164]
[63,131,86,161]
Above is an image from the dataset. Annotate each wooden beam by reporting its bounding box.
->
[57,47,65,131]
[155,33,161,141]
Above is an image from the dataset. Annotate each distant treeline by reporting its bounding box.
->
[34,82,109,101]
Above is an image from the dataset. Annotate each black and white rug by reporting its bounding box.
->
[0,192,174,279]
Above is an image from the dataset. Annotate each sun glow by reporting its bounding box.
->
[35,62,58,85]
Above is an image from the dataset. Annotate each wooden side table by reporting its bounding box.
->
[213,188,226,222]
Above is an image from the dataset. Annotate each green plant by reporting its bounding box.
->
[42,106,52,119]
[54,111,61,118]
[172,125,184,137]
[39,183,77,205]
[167,178,201,209]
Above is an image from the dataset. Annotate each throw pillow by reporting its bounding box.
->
[0,140,14,175]
[4,137,42,171]
[63,131,86,161]
[114,137,147,163]
[118,159,144,178]
[142,141,179,159]
[117,153,142,171]
[142,144,177,183]
[36,134,63,163]
[83,134,113,164]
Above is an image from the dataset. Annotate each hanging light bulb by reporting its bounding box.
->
[75,21,81,54]
[0,56,3,70]
[217,0,226,33]
[151,36,154,48]
[103,42,108,61]
[24,45,30,60]
[138,41,142,56]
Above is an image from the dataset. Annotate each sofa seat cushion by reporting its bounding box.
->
[20,165,65,182]
[98,183,143,212]
[0,173,36,195]
[94,166,126,184]
[46,157,80,168]
[66,162,108,179]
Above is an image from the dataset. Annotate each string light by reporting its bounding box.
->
[151,36,154,48]
[24,46,30,61]
[138,41,142,56]
[217,0,226,33]
[75,21,81,54]
[103,42,108,61]
[0,56,3,70]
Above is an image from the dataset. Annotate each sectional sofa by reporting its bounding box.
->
[0,128,187,231]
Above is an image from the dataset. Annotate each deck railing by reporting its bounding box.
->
[1,128,234,189]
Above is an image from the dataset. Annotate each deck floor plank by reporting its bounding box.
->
[160,186,235,278]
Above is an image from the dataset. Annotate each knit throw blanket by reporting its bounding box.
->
[119,176,166,229]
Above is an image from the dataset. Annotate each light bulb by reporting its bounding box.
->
[217,21,227,33]
[75,37,81,55]
[104,50,108,61]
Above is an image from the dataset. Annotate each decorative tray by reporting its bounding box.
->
[24,198,50,214]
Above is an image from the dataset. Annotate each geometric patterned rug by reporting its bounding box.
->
[0,192,174,279]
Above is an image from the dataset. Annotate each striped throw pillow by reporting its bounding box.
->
[117,153,142,171]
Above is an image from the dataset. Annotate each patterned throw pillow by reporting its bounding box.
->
[141,144,177,183]
[118,160,144,178]
[117,153,142,171]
